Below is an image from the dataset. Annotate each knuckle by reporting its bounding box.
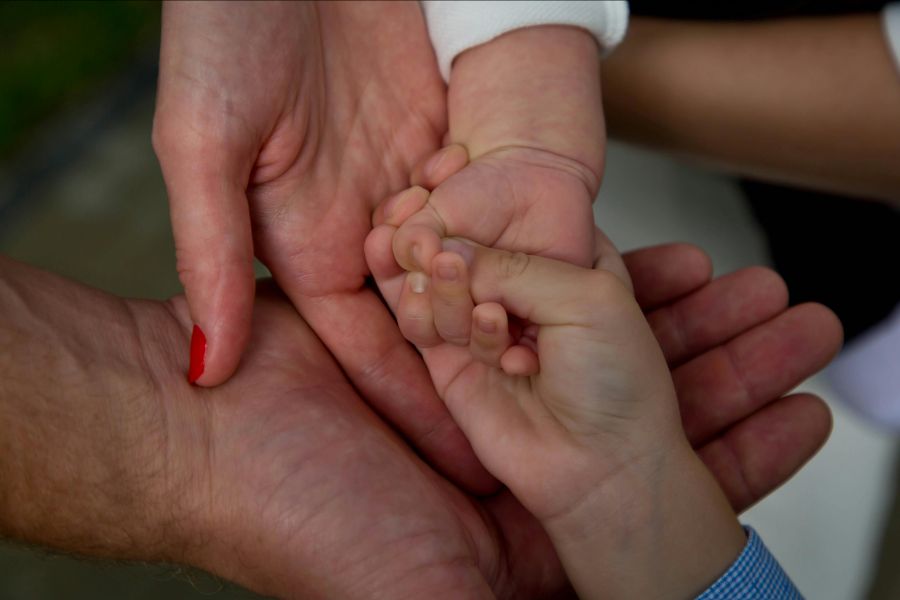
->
[437,321,471,345]
[495,251,531,280]
[400,315,437,347]
[150,113,179,158]
[175,249,253,292]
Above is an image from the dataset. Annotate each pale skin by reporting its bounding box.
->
[369,188,840,598]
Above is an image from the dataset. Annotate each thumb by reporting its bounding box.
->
[160,149,256,387]
[443,238,632,328]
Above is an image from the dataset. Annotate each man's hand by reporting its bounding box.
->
[0,248,837,598]
[153,1,499,492]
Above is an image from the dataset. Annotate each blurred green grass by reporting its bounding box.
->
[0,0,160,158]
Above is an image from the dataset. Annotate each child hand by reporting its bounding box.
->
[369,220,674,510]
[365,217,746,599]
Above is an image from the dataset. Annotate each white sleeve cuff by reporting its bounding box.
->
[883,3,900,77]
[421,1,629,82]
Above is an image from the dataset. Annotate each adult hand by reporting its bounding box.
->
[153,1,495,491]
[0,248,837,598]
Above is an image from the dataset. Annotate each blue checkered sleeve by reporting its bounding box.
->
[696,527,803,599]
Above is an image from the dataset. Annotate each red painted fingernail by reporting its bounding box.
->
[188,324,206,384]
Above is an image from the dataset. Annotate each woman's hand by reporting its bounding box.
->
[153,1,503,493]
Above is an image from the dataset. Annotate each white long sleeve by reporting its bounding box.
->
[420,1,629,81]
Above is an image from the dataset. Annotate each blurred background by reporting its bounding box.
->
[0,1,898,599]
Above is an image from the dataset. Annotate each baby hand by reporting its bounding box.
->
[365,208,746,600]
[372,225,681,509]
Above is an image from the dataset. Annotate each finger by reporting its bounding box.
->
[410,143,469,189]
[442,238,627,327]
[372,185,430,228]
[157,142,256,387]
[500,345,540,377]
[470,302,512,367]
[622,243,713,311]
[364,224,406,311]
[398,272,442,347]
[432,251,475,345]
[647,266,789,366]
[697,393,832,513]
[392,204,447,273]
[675,302,843,447]
[293,289,499,495]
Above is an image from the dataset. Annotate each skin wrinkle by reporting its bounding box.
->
[348,334,466,472]
[681,342,758,448]
[160,299,219,563]
[339,13,443,193]
[325,9,434,199]
[155,77,257,176]
[252,98,312,185]
[488,144,601,199]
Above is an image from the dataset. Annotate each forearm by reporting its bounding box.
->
[448,25,606,193]
[602,15,900,202]
[0,256,192,562]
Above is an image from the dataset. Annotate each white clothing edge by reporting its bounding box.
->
[420,1,629,81]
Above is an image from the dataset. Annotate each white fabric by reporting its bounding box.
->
[883,3,900,76]
[420,1,629,81]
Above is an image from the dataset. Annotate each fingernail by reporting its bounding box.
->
[409,272,428,294]
[477,317,497,334]
[441,238,475,266]
[188,324,206,384]
[436,264,458,281]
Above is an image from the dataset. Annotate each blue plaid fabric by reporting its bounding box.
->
[696,527,803,599]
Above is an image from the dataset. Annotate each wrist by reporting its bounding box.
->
[0,262,147,557]
[0,260,207,566]
[448,25,605,193]
[544,440,746,600]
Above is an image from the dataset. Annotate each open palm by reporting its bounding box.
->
[154,1,494,491]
